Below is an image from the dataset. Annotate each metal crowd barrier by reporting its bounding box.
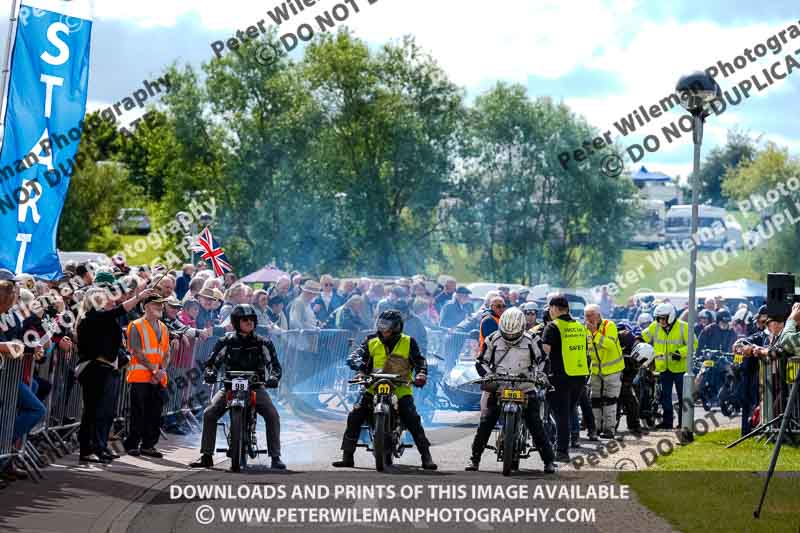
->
[758,355,800,442]
[0,355,24,466]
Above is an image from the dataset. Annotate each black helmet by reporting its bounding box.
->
[230,303,258,332]
[376,310,403,336]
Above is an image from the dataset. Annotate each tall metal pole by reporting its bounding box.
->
[0,0,21,145]
[681,113,704,441]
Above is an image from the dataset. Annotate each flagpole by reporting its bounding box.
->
[0,0,21,145]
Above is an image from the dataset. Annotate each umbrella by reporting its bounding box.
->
[240,265,288,284]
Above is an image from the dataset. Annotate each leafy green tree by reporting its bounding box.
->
[450,83,636,286]
[697,128,758,206]
[723,143,800,272]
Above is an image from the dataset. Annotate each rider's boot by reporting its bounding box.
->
[544,461,557,474]
[465,455,480,471]
[271,456,286,470]
[189,454,213,468]
[332,451,355,468]
[420,448,438,470]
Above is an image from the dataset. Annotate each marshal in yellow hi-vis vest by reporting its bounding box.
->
[640,319,697,373]
[554,318,589,376]
[367,334,413,399]
[588,319,625,376]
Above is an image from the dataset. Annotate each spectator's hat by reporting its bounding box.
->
[766,314,785,325]
[141,294,166,306]
[198,287,222,301]
[165,296,183,308]
[301,280,322,294]
[0,268,15,281]
[14,273,36,291]
[518,287,530,296]
[455,286,472,295]
[211,288,225,301]
[94,271,116,287]
[757,304,768,317]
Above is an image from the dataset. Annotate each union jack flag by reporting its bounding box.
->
[191,226,233,276]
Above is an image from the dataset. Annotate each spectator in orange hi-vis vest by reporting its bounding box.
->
[123,294,170,459]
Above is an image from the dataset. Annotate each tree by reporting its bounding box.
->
[723,142,800,273]
[450,83,636,286]
[697,128,758,206]
[302,32,464,275]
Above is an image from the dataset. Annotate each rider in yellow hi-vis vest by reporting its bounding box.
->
[584,304,624,438]
[332,309,437,470]
[638,303,697,430]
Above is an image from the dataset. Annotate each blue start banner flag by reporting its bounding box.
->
[0,0,92,279]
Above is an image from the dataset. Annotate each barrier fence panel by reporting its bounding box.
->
[0,356,24,462]
[758,355,800,439]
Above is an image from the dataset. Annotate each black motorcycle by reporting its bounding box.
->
[216,370,264,472]
[350,372,413,472]
[634,365,662,428]
[718,352,743,417]
[473,371,552,476]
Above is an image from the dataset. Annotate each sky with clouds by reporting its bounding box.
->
[3,0,799,181]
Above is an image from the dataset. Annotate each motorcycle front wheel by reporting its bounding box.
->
[373,411,388,472]
[230,407,244,473]
[502,411,519,477]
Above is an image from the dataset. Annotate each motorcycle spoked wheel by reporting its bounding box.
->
[230,407,245,472]
[502,412,519,477]
[373,411,389,472]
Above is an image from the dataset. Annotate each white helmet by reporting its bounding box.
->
[637,312,653,328]
[632,343,655,366]
[499,307,526,344]
[653,303,676,325]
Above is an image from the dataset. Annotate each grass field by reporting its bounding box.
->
[620,429,800,533]
[439,243,762,300]
[615,248,762,301]
[116,233,167,266]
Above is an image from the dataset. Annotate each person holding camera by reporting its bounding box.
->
[638,303,696,430]
[190,304,285,470]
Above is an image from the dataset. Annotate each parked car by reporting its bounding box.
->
[113,208,151,235]
[58,251,111,268]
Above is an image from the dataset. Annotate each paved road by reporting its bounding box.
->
[2,400,738,533]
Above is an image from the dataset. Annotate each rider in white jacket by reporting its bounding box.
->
[466,307,556,473]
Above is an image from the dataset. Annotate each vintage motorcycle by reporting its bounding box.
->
[215,370,266,472]
[351,372,414,472]
[473,370,553,476]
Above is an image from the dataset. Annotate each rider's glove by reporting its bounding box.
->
[203,370,216,384]
[414,373,427,387]
[265,376,279,389]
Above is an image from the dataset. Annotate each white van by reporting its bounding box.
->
[664,205,742,249]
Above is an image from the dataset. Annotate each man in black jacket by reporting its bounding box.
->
[190,304,285,469]
[698,309,737,353]
[332,310,437,470]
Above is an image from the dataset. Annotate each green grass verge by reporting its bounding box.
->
[614,248,762,302]
[116,233,166,266]
[620,429,800,533]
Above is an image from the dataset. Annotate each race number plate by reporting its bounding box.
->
[501,388,524,402]
[232,378,248,391]
[377,383,391,394]
[703,360,715,368]
[733,354,744,364]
